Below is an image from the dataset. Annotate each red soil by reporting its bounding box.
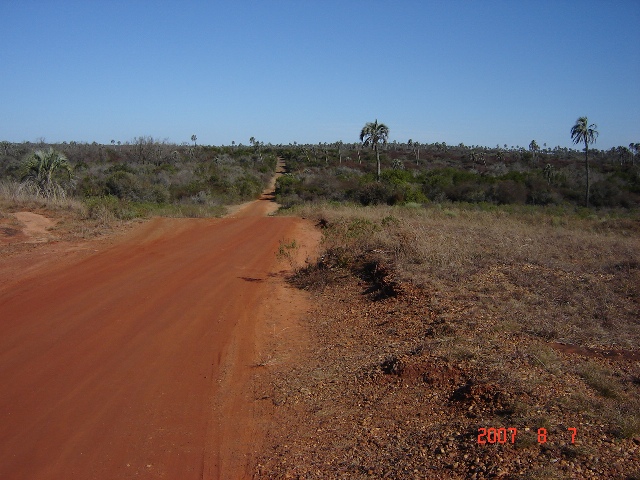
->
[0,188,319,478]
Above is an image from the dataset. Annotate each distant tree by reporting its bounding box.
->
[21,148,73,199]
[616,146,629,165]
[529,140,540,164]
[630,142,639,166]
[570,116,598,207]
[336,140,343,163]
[360,119,389,181]
[543,163,553,184]
[191,134,197,146]
[0,141,11,155]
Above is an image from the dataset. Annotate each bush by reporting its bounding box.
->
[526,178,556,205]
[492,180,528,204]
[275,174,302,197]
[75,174,105,197]
[358,182,391,206]
[105,171,141,200]
[381,169,413,185]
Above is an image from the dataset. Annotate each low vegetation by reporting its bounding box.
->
[0,138,277,232]
[274,137,639,210]
[261,202,640,478]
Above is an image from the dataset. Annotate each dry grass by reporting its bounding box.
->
[0,180,87,215]
[289,202,640,349]
[261,202,640,477]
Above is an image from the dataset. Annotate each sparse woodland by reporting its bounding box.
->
[274,140,639,210]
[1,136,638,217]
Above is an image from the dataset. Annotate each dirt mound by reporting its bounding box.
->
[0,211,55,245]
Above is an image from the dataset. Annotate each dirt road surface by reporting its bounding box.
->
[0,168,319,479]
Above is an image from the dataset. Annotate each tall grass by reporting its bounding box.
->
[0,180,86,214]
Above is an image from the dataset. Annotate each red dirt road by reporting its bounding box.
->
[0,195,317,478]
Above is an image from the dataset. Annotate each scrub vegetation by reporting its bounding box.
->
[274,137,639,210]
[0,137,277,229]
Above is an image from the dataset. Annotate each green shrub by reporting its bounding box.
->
[381,168,413,185]
[358,182,391,205]
[492,180,528,204]
[76,174,105,197]
[275,174,302,197]
[105,171,141,200]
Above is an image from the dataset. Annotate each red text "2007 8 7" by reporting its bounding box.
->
[477,427,577,444]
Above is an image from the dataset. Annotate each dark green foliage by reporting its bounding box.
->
[380,168,413,185]
[358,182,391,205]
[233,174,262,200]
[105,171,141,200]
[76,174,105,197]
[0,155,22,180]
[492,180,528,204]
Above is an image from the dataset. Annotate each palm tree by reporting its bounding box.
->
[336,140,343,164]
[21,148,73,199]
[529,140,539,164]
[191,134,197,146]
[360,119,389,181]
[570,116,598,207]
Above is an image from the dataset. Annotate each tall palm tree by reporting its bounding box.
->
[360,119,389,181]
[570,116,598,207]
[21,148,73,199]
[191,134,197,146]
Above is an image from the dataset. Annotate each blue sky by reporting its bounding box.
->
[1,1,638,150]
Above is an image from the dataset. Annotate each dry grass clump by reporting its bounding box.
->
[0,180,87,215]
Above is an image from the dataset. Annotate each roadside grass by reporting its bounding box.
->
[0,179,86,215]
[285,201,640,349]
[282,201,640,443]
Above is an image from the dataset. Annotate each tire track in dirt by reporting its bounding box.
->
[0,165,319,479]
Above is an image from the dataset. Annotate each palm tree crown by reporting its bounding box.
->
[570,117,598,147]
[360,119,389,181]
[21,148,73,199]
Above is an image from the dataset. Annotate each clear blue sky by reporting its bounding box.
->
[1,0,638,150]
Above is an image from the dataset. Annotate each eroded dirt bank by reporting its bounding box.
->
[0,188,319,479]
